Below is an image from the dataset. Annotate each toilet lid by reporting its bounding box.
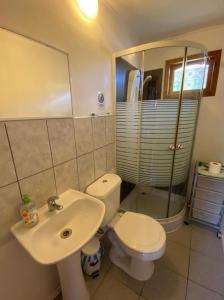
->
[114,212,166,253]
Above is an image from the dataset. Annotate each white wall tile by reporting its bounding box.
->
[74,117,94,156]
[6,120,52,179]
[92,116,106,149]
[94,147,106,179]
[54,159,79,194]
[0,183,21,245]
[0,123,17,187]
[106,115,115,144]
[77,153,95,190]
[106,143,116,171]
[19,169,56,208]
[47,118,76,165]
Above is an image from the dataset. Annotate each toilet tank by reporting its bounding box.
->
[86,174,122,227]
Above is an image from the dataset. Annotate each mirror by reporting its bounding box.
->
[0,28,72,119]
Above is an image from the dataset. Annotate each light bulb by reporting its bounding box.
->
[76,0,98,19]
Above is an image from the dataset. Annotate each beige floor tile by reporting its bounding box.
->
[186,280,224,300]
[142,265,187,300]
[191,224,224,260]
[109,265,144,295]
[189,250,224,296]
[158,240,190,277]
[167,224,192,248]
[92,272,139,300]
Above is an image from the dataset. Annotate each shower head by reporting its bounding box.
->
[143,75,152,86]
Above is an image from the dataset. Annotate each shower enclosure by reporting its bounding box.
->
[114,41,207,231]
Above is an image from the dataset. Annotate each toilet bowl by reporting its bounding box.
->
[86,174,166,281]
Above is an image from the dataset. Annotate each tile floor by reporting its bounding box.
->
[58,223,224,300]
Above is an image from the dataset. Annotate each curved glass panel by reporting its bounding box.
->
[115,44,206,220]
[168,48,206,217]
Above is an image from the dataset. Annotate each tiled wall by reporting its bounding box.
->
[0,115,115,245]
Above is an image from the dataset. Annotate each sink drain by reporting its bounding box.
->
[60,228,72,239]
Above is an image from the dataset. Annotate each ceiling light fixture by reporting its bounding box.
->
[76,0,98,19]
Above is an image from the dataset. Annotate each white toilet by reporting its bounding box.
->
[86,173,166,281]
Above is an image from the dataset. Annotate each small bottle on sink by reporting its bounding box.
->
[20,194,39,227]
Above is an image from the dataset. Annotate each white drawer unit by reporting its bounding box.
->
[192,208,221,225]
[190,162,224,232]
[194,188,224,205]
[194,199,223,215]
[197,176,224,194]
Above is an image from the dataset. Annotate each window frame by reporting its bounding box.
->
[163,49,222,98]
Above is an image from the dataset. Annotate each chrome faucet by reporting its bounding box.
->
[47,196,63,212]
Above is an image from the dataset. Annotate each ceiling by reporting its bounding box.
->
[104,0,224,43]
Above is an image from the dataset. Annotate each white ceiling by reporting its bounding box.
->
[104,0,224,43]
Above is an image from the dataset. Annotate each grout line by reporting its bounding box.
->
[184,223,193,300]
[0,180,18,190]
[1,116,73,122]
[104,115,107,146]
[167,234,191,249]
[89,263,112,298]
[18,166,54,182]
[188,278,224,297]
[91,116,95,151]
[53,157,77,168]
[76,142,114,159]
[66,53,74,117]
[139,281,145,299]
[156,262,187,280]
[4,122,23,199]
[72,118,80,190]
[76,154,82,191]
[190,247,224,262]
[45,119,58,195]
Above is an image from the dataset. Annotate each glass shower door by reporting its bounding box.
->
[134,46,187,219]
[116,52,143,211]
[168,47,206,217]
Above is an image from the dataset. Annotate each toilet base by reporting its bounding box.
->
[108,231,155,281]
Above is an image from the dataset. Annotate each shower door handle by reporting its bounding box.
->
[177,144,184,150]
[169,144,175,150]
[169,144,184,150]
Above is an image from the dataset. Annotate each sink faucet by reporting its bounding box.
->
[47,196,63,212]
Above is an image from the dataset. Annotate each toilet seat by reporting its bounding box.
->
[113,211,166,259]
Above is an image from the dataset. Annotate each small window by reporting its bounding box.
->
[163,50,222,98]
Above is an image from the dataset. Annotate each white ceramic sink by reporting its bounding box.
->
[11,189,105,300]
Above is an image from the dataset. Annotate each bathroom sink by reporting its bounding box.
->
[11,189,105,265]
